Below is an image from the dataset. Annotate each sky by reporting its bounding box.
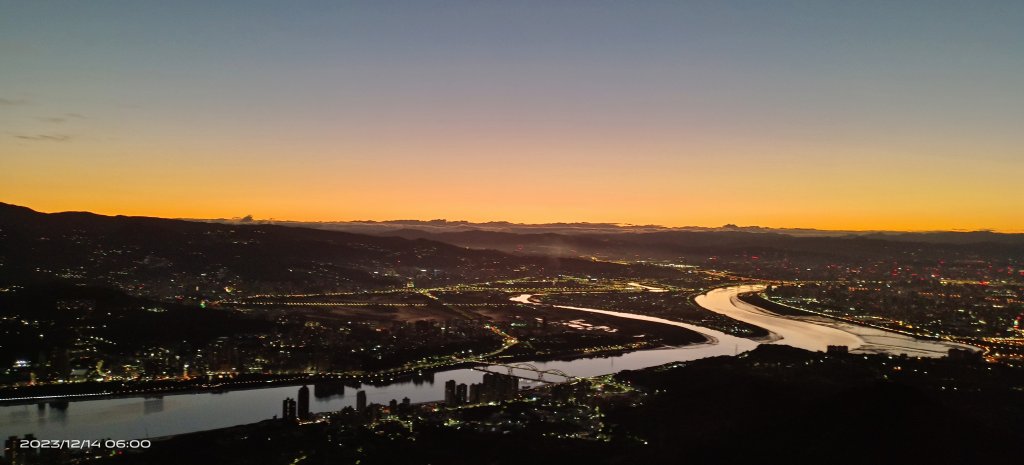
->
[2,1,1022,231]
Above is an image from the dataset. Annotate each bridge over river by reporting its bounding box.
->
[1,285,973,440]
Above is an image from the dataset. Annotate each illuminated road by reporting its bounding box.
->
[696,285,974,357]
[626,282,669,292]
[0,285,980,441]
[0,295,759,441]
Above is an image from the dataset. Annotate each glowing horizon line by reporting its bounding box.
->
[13,203,1021,235]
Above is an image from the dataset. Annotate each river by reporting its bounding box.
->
[695,285,973,356]
[0,284,967,440]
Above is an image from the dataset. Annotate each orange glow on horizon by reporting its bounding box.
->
[2,2,1022,235]
[3,134,1021,233]
[4,188,1021,234]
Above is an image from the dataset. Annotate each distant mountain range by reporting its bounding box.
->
[194,216,1024,264]
[0,203,643,298]
[201,217,1024,245]
[2,203,1020,296]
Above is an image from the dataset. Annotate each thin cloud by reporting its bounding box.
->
[0,97,30,106]
[14,133,72,142]
[37,113,86,123]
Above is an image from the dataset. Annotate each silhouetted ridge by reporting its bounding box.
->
[0,203,646,296]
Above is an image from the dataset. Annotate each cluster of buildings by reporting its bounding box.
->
[3,435,34,465]
[444,372,519,406]
[281,385,311,422]
[271,373,523,431]
[279,384,416,425]
[766,280,1024,338]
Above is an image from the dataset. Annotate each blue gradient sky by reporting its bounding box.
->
[2,1,1022,230]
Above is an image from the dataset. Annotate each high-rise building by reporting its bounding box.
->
[4,436,17,463]
[505,373,519,399]
[456,383,468,404]
[474,372,519,403]
[282,397,297,421]
[297,385,310,420]
[356,390,367,412]
[444,379,457,405]
[367,403,381,422]
[469,383,481,404]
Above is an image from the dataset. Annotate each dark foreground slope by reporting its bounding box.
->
[610,345,1024,464]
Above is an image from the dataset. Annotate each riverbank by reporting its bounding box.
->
[0,286,765,440]
[738,292,973,346]
[695,286,975,357]
[0,341,673,407]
